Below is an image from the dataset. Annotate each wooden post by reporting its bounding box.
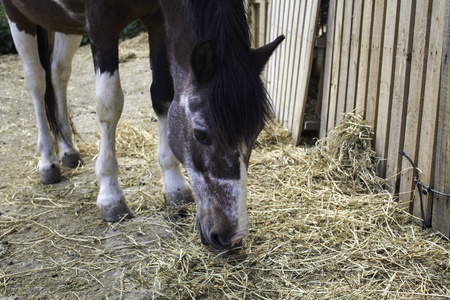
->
[375,0,399,178]
[345,0,363,114]
[319,0,336,138]
[415,0,446,227]
[432,0,450,239]
[335,0,353,124]
[325,0,345,134]
[292,0,321,145]
[398,0,431,213]
[355,0,375,119]
[385,0,415,193]
[365,0,386,138]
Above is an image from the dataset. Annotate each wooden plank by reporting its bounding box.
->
[335,0,353,124]
[432,0,450,239]
[266,0,282,121]
[280,0,302,131]
[274,0,290,126]
[365,0,386,136]
[385,0,415,193]
[292,0,321,145]
[375,0,399,178]
[345,0,363,113]
[282,0,305,131]
[415,0,446,227]
[326,0,345,133]
[319,0,336,138]
[355,0,374,117]
[289,0,311,133]
[398,0,431,213]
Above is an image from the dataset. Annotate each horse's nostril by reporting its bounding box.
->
[209,232,222,247]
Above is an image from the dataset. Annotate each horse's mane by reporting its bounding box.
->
[185,0,272,148]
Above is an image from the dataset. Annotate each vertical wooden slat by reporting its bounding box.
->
[326,0,345,133]
[375,0,399,178]
[345,0,363,113]
[282,1,305,130]
[282,0,304,131]
[274,0,289,126]
[267,0,282,121]
[365,0,385,135]
[415,0,446,227]
[292,0,321,145]
[385,0,415,193]
[398,0,431,213]
[335,0,353,123]
[432,0,450,239]
[320,0,336,138]
[355,0,374,117]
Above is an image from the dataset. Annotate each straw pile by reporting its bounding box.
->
[140,113,449,299]
[0,34,449,298]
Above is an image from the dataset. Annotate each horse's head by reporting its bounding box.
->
[168,36,284,251]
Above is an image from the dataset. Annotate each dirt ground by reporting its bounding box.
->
[0,34,172,299]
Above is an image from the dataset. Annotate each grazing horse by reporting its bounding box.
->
[1,0,284,251]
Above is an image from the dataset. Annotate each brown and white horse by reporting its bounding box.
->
[1,0,283,251]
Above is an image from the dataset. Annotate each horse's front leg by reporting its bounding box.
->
[144,12,194,206]
[94,69,133,221]
[87,13,132,221]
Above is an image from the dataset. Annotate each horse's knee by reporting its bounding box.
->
[24,66,46,98]
[95,70,124,123]
[51,61,72,85]
[151,80,173,116]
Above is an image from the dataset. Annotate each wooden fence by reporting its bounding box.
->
[321,0,450,238]
[249,0,450,238]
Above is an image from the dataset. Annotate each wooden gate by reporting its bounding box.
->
[249,0,321,145]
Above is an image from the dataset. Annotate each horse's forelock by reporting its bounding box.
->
[186,0,272,148]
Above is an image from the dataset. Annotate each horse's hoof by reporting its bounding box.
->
[98,198,133,222]
[61,153,83,168]
[164,189,195,206]
[40,164,62,184]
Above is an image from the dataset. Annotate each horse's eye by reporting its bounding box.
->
[194,129,211,145]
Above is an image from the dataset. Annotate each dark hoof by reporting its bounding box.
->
[61,153,83,168]
[164,189,195,207]
[40,165,62,184]
[98,198,133,222]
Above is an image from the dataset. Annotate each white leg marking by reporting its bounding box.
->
[8,22,59,175]
[157,116,190,195]
[95,71,124,207]
[51,33,82,158]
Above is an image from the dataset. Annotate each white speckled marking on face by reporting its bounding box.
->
[185,154,249,241]
[176,87,249,245]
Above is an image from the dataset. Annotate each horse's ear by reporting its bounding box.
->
[191,40,217,85]
[250,35,285,73]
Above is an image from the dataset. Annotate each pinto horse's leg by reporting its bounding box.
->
[86,7,132,221]
[143,12,195,206]
[51,33,83,168]
[8,21,61,184]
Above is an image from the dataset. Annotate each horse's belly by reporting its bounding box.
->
[6,0,87,35]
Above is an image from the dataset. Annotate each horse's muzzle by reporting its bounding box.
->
[198,222,247,252]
